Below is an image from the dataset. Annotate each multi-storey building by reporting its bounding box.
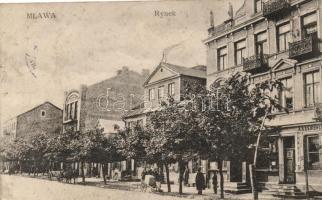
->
[63,66,149,134]
[2,102,63,139]
[123,62,207,181]
[62,66,148,179]
[204,0,322,193]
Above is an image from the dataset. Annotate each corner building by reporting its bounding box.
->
[204,0,322,193]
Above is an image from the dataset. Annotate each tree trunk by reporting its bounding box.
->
[249,164,258,200]
[102,163,107,185]
[251,109,268,200]
[178,160,183,195]
[218,160,224,199]
[165,163,171,192]
[81,162,85,184]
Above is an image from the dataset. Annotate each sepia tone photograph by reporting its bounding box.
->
[0,0,322,199]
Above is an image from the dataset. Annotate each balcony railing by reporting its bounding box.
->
[263,0,291,18]
[243,54,268,73]
[289,36,313,59]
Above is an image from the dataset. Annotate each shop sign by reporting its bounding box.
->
[298,123,322,131]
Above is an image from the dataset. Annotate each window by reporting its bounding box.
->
[70,102,75,119]
[255,0,262,13]
[304,71,320,107]
[217,46,227,71]
[279,77,293,110]
[65,104,69,120]
[302,12,317,39]
[41,110,46,117]
[74,101,78,119]
[235,40,246,65]
[65,101,78,120]
[168,83,175,97]
[277,23,291,52]
[256,31,268,56]
[158,86,164,99]
[149,88,155,101]
[306,135,322,170]
[137,119,143,128]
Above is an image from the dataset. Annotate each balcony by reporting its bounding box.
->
[243,54,268,73]
[263,0,291,19]
[289,36,313,59]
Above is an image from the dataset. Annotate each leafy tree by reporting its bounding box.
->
[199,73,284,199]
[145,97,207,194]
[116,125,147,162]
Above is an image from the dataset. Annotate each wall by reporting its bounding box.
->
[16,102,63,138]
[81,67,146,132]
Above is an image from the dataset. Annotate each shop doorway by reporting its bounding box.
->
[284,136,295,183]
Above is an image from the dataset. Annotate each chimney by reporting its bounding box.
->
[122,66,129,73]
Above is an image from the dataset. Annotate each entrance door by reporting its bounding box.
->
[284,137,295,183]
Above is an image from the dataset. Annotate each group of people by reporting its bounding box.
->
[141,166,218,195]
[141,167,162,182]
[196,168,218,195]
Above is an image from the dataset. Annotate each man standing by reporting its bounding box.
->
[195,168,205,195]
[212,171,218,194]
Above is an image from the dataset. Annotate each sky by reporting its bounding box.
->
[0,0,244,122]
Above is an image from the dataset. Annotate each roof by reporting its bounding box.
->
[123,107,146,118]
[163,63,207,79]
[17,101,62,118]
[144,62,206,86]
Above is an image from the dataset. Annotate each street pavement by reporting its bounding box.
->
[0,174,206,200]
[0,174,261,200]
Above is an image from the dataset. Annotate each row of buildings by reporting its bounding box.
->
[123,0,322,196]
[2,0,322,196]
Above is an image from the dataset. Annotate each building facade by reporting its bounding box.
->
[204,0,322,193]
[62,66,148,179]
[2,102,63,138]
[123,62,207,182]
[63,66,148,134]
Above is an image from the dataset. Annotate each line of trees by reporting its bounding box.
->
[117,73,285,198]
[0,73,284,199]
[0,128,123,184]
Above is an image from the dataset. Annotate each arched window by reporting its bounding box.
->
[65,92,79,121]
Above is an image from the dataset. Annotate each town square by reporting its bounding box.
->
[1,0,322,199]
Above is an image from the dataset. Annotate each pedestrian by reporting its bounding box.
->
[141,168,146,182]
[183,166,189,186]
[212,171,218,194]
[195,168,205,195]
